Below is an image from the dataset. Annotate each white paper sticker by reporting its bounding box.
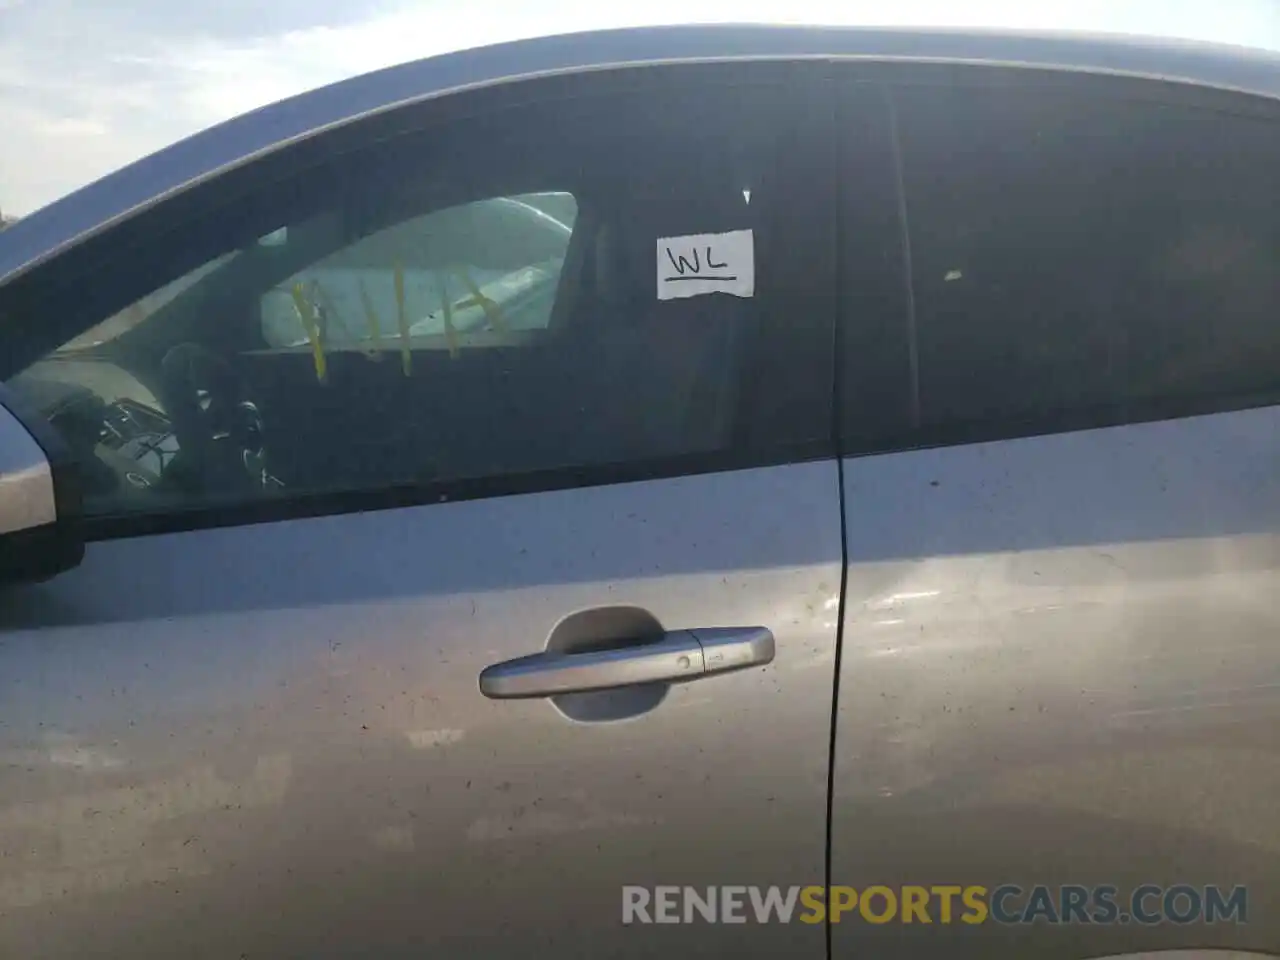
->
[656,229,754,301]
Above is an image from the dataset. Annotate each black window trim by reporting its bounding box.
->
[81,441,835,541]
[836,60,1280,461]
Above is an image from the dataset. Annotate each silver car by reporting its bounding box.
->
[2,23,1279,960]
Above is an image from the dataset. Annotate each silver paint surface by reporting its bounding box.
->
[833,406,1280,958]
[0,401,56,534]
[0,461,841,958]
[2,22,1280,960]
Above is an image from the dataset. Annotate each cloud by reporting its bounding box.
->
[1,0,1278,215]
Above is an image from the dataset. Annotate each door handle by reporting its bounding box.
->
[478,627,774,700]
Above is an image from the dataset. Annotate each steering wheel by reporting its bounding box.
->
[159,343,281,495]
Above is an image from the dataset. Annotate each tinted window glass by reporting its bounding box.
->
[840,80,1280,450]
[260,195,576,349]
[1,69,835,524]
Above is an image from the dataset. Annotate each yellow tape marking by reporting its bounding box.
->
[289,283,327,383]
[453,267,508,334]
[393,260,411,376]
[439,279,459,359]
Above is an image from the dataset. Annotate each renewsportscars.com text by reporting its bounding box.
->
[621,885,1248,926]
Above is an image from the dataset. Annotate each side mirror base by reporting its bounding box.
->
[0,382,85,587]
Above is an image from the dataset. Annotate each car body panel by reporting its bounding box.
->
[0,398,56,534]
[4,21,1280,960]
[0,462,841,958]
[1,48,844,958]
[832,406,1280,958]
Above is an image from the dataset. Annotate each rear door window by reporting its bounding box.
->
[839,76,1280,451]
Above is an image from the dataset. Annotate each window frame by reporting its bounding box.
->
[835,62,1280,459]
[0,61,841,541]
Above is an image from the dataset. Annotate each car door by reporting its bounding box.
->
[0,61,840,959]
[831,66,1280,958]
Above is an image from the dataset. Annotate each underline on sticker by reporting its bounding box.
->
[663,275,739,282]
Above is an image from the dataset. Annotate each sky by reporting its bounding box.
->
[2,0,1280,216]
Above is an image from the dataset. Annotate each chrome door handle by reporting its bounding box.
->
[478,627,775,700]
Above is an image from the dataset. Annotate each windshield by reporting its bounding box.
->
[259,193,575,350]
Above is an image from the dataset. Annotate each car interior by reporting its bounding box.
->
[8,172,759,518]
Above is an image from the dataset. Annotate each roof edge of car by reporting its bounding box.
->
[4,22,1280,287]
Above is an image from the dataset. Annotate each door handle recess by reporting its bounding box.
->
[478,627,774,700]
